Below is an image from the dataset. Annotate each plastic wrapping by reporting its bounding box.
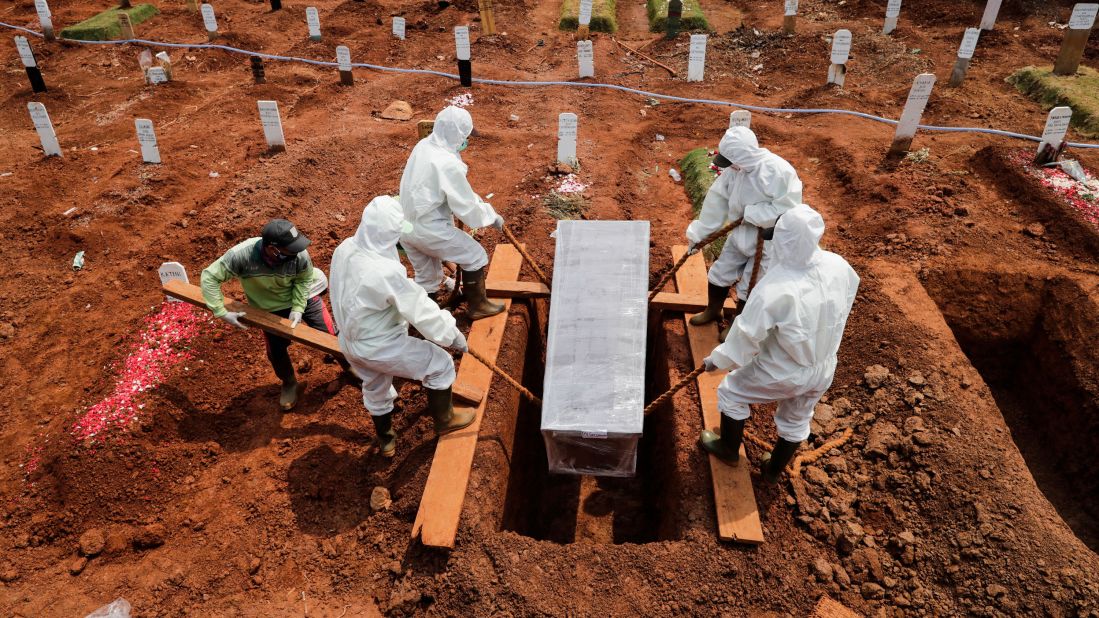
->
[541,220,650,477]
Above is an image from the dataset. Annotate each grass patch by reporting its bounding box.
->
[679,147,724,259]
[61,3,159,41]
[559,0,618,33]
[1007,66,1099,138]
[646,0,710,33]
[543,192,589,220]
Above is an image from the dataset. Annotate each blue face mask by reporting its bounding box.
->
[457,139,468,152]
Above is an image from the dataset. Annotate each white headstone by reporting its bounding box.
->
[393,17,406,40]
[336,45,351,71]
[34,0,53,32]
[134,118,161,164]
[729,110,751,129]
[27,102,61,157]
[784,0,798,17]
[257,100,286,149]
[201,3,218,33]
[687,34,707,82]
[305,7,321,39]
[980,0,1002,30]
[454,26,471,61]
[577,40,594,78]
[14,36,36,68]
[158,262,189,301]
[147,67,168,84]
[1038,106,1073,153]
[557,112,578,167]
[884,0,901,34]
[1069,3,1098,30]
[958,28,980,59]
[894,73,936,142]
[579,0,593,26]
[830,29,852,65]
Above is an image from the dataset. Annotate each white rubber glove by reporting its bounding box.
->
[220,311,248,330]
[687,243,700,256]
[702,356,718,372]
[288,311,303,329]
[492,215,505,231]
[449,329,468,353]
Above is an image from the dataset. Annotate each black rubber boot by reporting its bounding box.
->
[461,267,505,321]
[761,438,802,483]
[689,282,730,326]
[427,386,476,435]
[698,415,746,463]
[370,412,397,458]
[279,379,301,411]
[718,299,747,343]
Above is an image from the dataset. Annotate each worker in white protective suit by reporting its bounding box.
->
[329,196,473,458]
[399,106,506,321]
[685,126,803,342]
[698,204,859,483]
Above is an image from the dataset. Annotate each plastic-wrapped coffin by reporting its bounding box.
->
[541,220,650,477]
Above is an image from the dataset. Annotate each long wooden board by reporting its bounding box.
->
[162,279,484,406]
[485,282,734,314]
[673,245,764,544]
[411,244,523,548]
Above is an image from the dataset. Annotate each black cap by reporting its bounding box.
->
[713,152,732,168]
[261,219,311,254]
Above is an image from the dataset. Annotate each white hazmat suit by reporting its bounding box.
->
[399,106,501,293]
[329,196,466,416]
[709,204,859,442]
[686,127,803,300]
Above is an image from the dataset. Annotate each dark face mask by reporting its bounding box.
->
[266,244,296,264]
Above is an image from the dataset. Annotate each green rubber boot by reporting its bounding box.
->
[371,412,397,458]
[279,380,301,411]
[427,386,476,435]
[461,267,505,321]
[699,414,745,463]
[761,438,802,483]
[718,299,747,343]
[689,282,730,326]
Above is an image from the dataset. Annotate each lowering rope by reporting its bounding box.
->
[644,365,705,415]
[500,226,552,290]
[648,218,742,301]
[464,346,542,406]
[3,22,1098,150]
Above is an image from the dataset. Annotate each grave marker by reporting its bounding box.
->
[118,12,135,39]
[666,0,682,39]
[1053,3,1097,76]
[729,110,751,128]
[336,45,353,85]
[1035,106,1072,165]
[687,34,707,82]
[27,102,61,157]
[578,0,593,40]
[306,7,321,41]
[35,0,55,41]
[158,262,189,301]
[270,0,281,11]
[577,40,594,78]
[201,3,218,41]
[478,0,496,36]
[250,56,265,84]
[156,51,173,80]
[393,17,406,40]
[890,73,936,155]
[417,120,435,139]
[827,29,851,87]
[948,28,980,87]
[884,0,901,34]
[455,26,472,87]
[147,67,168,84]
[134,118,161,164]
[557,112,578,167]
[783,0,797,34]
[980,0,1002,30]
[257,100,286,152]
[14,36,47,93]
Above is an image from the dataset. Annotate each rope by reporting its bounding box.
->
[465,346,542,406]
[5,23,1099,149]
[648,219,742,301]
[500,226,552,290]
[643,365,705,415]
[743,428,773,452]
[791,427,854,479]
[745,228,766,298]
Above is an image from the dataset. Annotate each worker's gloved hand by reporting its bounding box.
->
[687,242,699,256]
[492,215,505,231]
[288,311,303,329]
[449,329,468,353]
[702,356,718,372]
[220,311,248,330]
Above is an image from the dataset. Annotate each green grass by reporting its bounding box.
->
[679,147,724,259]
[559,0,617,33]
[543,192,589,220]
[1007,66,1099,138]
[61,4,159,41]
[646,0,710,33]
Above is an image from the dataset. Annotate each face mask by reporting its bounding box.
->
[457,139,468,152]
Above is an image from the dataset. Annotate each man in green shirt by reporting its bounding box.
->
[201,219,341,410]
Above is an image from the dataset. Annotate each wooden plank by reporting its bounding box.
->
[162,279,484,405]
[672,244,764,544]
[412,243,523,548]
[651,291,737,313]
[486,279,549,299]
